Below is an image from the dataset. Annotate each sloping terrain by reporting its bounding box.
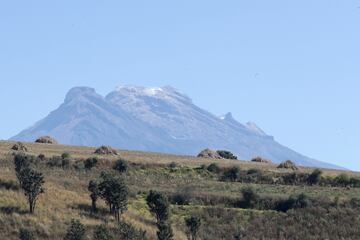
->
[11,86,341,169]
[0,141,359,239]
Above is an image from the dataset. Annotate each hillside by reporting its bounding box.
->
[11,86,342,169]
[0,140,359,239]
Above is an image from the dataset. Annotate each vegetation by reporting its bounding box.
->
[84,157,98,170]
[113,158,128,173]
[98,172,129,222]
[19,228,35,240]
[1,141,360,239]
[147,191,173,240]
[64,219,85,240]
[185,216,201,240]
[216,150,237,160]
[14,154,45,214]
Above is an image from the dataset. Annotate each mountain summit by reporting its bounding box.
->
[12,86,341,169]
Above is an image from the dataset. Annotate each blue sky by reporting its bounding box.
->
[0,0,359,170]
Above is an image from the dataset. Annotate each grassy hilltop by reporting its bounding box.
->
[1,140,360,240]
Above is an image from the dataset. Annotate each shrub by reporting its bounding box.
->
[335,173,350,187]
[61,152,71,159]
[222,166,240,182]
[117,222,148,240]
[47,156,70,169]
[84,157,98,170]
[207,163,220,173]
[64,219,86,240]
[37,154,46,161]
[307,169,322,185]
[185,216,201,240]
[238,187,260,209]
[168,162,178,169]
[276,193,311,212]
[113,159,128,173]
[216,150,237,160]
[19,228,35,240]
[157,222,173,240]
[94,225,113,240]
[0,179,19,190]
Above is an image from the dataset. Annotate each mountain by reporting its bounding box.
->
[11,86,342,169]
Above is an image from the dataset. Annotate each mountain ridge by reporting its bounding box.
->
[11,86,343,169]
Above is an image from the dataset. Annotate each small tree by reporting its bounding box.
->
[113,159,128,173]
[14,154,32,183]
[94,225,113,240]
[308,169,322,185]
[157,222,173,240]
[146,191,170,223]
[185,216,201,240]
[98,172,129,222]
[222,166,240,182]
[19,228,35,240]
[18,167,45,214]
[84,157,98,170]
[64,219,85,240]
[88,180,99,213]
[147,191,173,240]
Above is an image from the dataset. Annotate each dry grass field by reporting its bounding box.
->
[1,140,360,239]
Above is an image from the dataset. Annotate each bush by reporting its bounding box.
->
[84,157,98,170]
[37,154,46,161]
[117,221,147,240]
[94,225,113,240]
[64,219,86,240]
[216,150,237,160]
[207,163,220,173]
[168,162,178,169]
[222,166,240,182]
[238,187,260,209]
[335,173,350,187]
[19,228,35,240]
[113,159,128,173]
[0,179,19,190]
[61,152,71,159]
[185,216,201,240]
[307,169,322,185]
[47,156,70,169]
[276,193,311,212]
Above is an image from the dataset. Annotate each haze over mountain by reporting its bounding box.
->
[11,86,342,169]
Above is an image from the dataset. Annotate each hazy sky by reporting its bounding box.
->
[0,1,359,170]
